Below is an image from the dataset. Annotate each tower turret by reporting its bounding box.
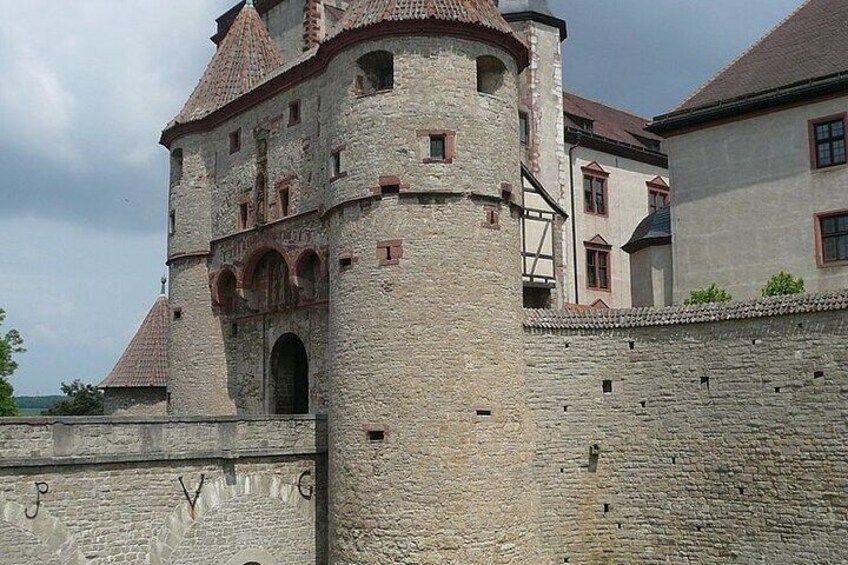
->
[321,0,545,561]
[164,3,283,415]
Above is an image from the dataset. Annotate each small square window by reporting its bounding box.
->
[602,380,612,394]
[429,135,446,160]
[367,430,385,442]
[229,129,241,154]
[172,308,182,321]
[288,100,301,126]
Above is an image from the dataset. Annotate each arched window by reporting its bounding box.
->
[249,251,290,311]
[356,51,394,95]
[476,56,506,95]
[295,251,322,302]
[215,269,238,314]
[270,333,309,414]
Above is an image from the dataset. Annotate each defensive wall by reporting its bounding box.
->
[0,415,327,565]
[526,291,848,564]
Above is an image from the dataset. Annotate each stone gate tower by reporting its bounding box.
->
[161,0,545,561]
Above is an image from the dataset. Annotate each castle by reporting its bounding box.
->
[2,1,848,564]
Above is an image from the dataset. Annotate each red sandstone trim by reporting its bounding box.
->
[807,112,848,170]
[417,129,457,164]
[377,240,403,267]
[813,208,848,268]
[302,0,321,51]
[482,205,501,229]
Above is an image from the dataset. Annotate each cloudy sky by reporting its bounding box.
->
[0,0,802,395]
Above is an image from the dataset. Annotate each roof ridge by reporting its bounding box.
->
[675,0,812,112]
[564,90,651,122]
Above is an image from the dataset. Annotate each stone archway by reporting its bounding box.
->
[269,333,309,415]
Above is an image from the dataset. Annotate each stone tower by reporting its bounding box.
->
[161,0,546,561]
[321,2,544,562]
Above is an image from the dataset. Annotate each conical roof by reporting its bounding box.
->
[329,0,518,40]
[100,295,169,388]
[171,3,283,125]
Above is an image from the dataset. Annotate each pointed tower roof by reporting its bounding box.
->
[328,0,520,44]
[171,2,283,125]
[100,295,169,388]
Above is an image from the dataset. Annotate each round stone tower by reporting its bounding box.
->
[321,2,544,562]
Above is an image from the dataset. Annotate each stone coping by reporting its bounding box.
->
[525,290,848,330]
[0,413,327,426]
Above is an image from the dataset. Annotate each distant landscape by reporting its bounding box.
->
[14,396,63,416]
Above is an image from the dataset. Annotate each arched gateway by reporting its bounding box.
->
[269,333,309,414]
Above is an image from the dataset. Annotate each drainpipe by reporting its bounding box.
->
[568,136,582,304]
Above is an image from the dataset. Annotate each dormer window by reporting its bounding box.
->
[356,51,394,95]
[566,112,593,132]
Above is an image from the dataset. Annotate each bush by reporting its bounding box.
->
[684,284,732,305]
[762,272,805,297]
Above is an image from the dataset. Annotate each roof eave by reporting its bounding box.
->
[649,73,848,136]
[622,235,671,254]
[565,128,668,168]
[161,20,529,148]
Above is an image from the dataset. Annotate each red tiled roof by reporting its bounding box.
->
[100,296,169,388]
[171,3,284,125]
[328,0,518,40]
[564,91,662,147]
[678,0,848,111]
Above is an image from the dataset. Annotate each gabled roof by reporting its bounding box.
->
[100,296,169,389]
[622,206,671,254]
[170,3,284,126]
[564,92,664,150]
[678,0,848,112]
[328,0,519,39]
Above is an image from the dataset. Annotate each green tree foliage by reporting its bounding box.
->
[684,284,732,305]
[0,309,25,417]
[762,272,805,297]
[44,380,104,416]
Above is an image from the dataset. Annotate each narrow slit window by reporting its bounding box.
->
[288,100,301,126]
[229,129,241,154]
[170,148,183,185]
[367,430,384,442]
[169,210,176,235]
[279,187,290,217]
[519,112,529,145]
[239,202,249,230]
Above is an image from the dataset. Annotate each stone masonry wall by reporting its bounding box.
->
[103,388,167,416]
[525,294,848,563]
[0,416,327,565]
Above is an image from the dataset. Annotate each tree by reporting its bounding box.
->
[44,380,104,416]
[0,308,25,417]
[684,284,732,305]
[762,272,805,297]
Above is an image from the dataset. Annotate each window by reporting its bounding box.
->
[170,148,183,185]
[482,205,499,229]
[238,202,250,230]
[356,51,394,95]
[377,240,403,266]
[816,211,848,265]
[429,135,446,161]
[647,177,670,213]
[279,186,290,217]
[288,100,301,126]
[519,112,529,145]
[810,115,846,168]
[169,210,176,235]
[476,56,506,95]
[584,175,607,215]
[229,129,241,154]
[586,246,610,290]
[566,112,593,132]
[331,147,346,181]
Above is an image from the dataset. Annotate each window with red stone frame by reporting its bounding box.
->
[377,240,403,267]
[583,171,608,216]
[585,245,611,291]
[647,177,670,213]
[809,114,847,169]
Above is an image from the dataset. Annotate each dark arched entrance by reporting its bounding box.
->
[270,333,309,414]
